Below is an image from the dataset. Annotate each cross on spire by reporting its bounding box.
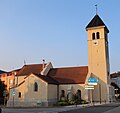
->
[95,4,98,15]
[24,60,26,65]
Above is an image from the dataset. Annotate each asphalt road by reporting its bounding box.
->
[1,103,120,113]
[59,103,120,113]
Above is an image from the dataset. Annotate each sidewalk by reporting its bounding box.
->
[1,103,91,113]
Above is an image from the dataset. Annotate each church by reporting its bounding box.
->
[7,13,113,107]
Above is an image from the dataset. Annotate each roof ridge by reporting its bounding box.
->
[24,63,46,66]
[52,66,88,69]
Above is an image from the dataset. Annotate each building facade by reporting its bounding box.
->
[5,13,114,107]
[111,72,120,100]
[86,14,111,102]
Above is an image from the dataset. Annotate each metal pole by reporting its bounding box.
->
[99,83,101,104]
[91,89,93,105]
[13,96,14,107]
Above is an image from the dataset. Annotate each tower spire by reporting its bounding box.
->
[95,4,98,15]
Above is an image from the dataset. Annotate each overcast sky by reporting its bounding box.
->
[0,0,120,73]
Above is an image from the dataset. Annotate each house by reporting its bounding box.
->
[111,72,120,99]
[0,69,20,91]
[7,62,88,107]
[7,13,113,107]
[111,72,120,88]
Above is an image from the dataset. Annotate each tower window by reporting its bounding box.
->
[92,33,95,40]
[96,32,100,39]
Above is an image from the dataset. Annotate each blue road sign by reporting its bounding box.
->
[88,78,98,83]
[12,91,16,96]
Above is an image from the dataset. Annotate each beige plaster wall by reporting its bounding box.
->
[87,26,111,102]
[59,84,86,100]
[87,28,108,83]
[48,84,57,100]
[24,74,47,100]
[7,74,48,107]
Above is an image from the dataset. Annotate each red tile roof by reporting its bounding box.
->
[0,70,7,74]
[17,64,46,76]
[111,72,120,78]
[47,66,88,84]
[35,74,59,85]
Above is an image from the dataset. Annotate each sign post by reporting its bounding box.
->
[12,91,16,107]
[85,77,98,104]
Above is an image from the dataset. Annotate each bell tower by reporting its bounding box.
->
[86,14,111,102]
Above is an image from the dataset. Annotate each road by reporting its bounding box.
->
[1,103,120,113]
[59,103,120,113]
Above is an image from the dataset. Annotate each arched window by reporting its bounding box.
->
[18,92,21,98]
[76,89,81,101]
[60,90,65,100]
[34,82,38,92]
[92,33,95,40]
[96,32,100,39]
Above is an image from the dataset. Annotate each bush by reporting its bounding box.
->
[57,101,68,106]
[80,100,88,104]
[68,100,75,105]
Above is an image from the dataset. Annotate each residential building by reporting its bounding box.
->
[111,72,120,99]
[0,69,20,91]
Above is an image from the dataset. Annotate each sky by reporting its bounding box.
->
[0,0,120,73]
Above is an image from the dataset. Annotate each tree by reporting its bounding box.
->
[0,79,6,104]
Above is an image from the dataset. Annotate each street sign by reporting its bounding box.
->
[88,82,97,85]
[85,87,94,90]
[85,85,94,88]
[12,91,16,96]
[85,85,94,90]
[88,78,98,83]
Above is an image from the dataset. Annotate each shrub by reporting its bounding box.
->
[80,100,88,104]
[68,100,75,105]
[57,101,68,106]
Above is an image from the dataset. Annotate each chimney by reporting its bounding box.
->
[42,59,45,69]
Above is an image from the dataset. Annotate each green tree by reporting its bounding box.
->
[0,79,6,104]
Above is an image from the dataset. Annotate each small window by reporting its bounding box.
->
[9,79,13,84]
[34,82,38,92]
[96,32,100,39]
[92,33,95,40]
[18,92,21,98]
